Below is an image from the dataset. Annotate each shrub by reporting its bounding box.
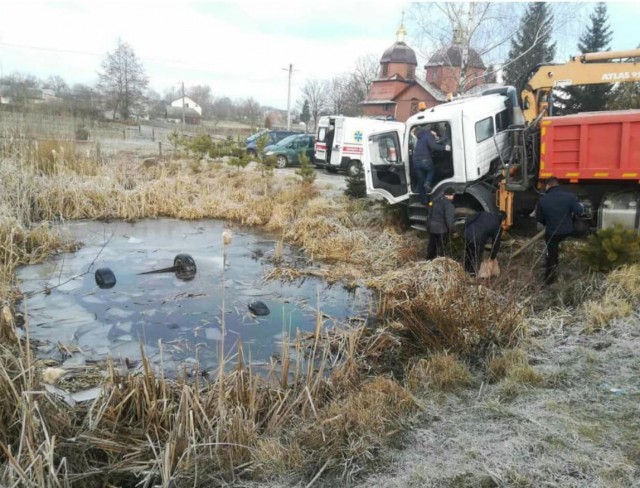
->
[367,259,524,357]
[227,155,250,172]
[407,354,472,392]
[581,225,640,271]
[295,150,316,185]
[74,126,89,141]
[344,168,366,199]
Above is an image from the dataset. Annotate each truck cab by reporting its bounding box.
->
[363,93,514,216]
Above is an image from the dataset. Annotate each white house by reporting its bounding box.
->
[170,96,202,116]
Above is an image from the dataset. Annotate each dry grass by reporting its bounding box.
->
[407,354,473,392]
[581,264,640,332]
[486,349,543,386]
[367,258,525,357]
[0,139,534,485]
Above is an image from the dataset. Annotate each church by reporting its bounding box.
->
[362,24,488,122]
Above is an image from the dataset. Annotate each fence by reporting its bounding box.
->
[0,111,253,158]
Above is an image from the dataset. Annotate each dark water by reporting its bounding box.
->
[17,219,371,373]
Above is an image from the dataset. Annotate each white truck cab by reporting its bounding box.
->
[363,92,514,210]
[315,116,405,176]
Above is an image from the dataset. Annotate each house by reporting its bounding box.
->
[362,24,488,122]
[170,96,202,116]
[166,106,201,125]
[0,85,11,105]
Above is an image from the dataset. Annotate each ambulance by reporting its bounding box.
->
[314,116,404,176]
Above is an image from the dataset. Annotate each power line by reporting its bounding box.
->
[0,41,180,64]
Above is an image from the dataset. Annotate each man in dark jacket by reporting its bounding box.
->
[536,177,584,283]
[325,127,335,164]
[426,187,456,260]
[464,211,504,275]
[412,127,450,204]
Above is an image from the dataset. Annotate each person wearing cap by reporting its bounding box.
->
[426,186,456,260]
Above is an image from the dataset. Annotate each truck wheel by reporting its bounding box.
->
[346,161,362,177]
[95,268,116,289]
[275,155,288,168]
[174,253,197,281]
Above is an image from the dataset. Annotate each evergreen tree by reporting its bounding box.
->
[503,2,556,98]
[300,99,311,125]
[608,46,640,110]
[562,2,613,113]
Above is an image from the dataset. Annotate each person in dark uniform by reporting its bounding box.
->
[426,187,456,260]
[325,126,335,165]
[536,177,584,283]
[412,127,450,204]
[464,211,505,275]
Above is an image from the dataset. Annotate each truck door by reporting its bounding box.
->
[331,117,344,165]
[363,129,410,204]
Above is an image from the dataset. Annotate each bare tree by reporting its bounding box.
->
[241,97,261,128]
[211,96,234,122]
[410,2,522,94]
[187,84,213,118]
[98,39,149,120]
[410,2,587,94]
[43,75,69,97]
[342,54,379,115]
[328,76,349,115]
[300,79,330,131]
[0,72,40,107]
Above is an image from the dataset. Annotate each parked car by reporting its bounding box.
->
[264,134,300,153]
[245,130,301,155]
[264,134,315,168]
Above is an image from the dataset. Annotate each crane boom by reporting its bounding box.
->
[521,48,640,123]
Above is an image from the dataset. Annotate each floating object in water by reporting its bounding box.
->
[95,268,116,289]
[138,253,197,281]
[248,300,270,316]
[174,253,197,281]
[222,229,233,245]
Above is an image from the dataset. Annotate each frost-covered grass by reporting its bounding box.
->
[0,137,637,486]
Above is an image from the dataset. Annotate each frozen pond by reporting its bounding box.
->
[17,219,371,374]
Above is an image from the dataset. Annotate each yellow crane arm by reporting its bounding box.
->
[521,48,640,123]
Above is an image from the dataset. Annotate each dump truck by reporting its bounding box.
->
[361,49,640,232]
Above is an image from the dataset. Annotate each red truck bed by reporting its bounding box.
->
[539,110,640,180]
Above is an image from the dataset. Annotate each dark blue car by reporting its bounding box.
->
[246,130,302,156]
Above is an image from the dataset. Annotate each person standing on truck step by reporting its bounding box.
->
[536,177,584,284]
[426,187,456,260]
[325,126,335,165]
[412,127,450,204]
[464,211,505,276]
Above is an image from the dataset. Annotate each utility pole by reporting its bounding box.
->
[283,64,293,130]
[181,81,186,130]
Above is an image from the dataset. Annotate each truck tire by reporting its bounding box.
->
[346,161,362,177]
[174,253,197,281]
[95,267,116,289]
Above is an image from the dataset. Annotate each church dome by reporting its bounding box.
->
[426,44,485,69]
[380,42,417,66]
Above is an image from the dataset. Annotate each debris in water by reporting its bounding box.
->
[95,268,116,289]
[248,301,270,316]
[42,367,68,384]
[204,327,222,341]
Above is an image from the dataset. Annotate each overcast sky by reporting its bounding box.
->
[1,1,638,109]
